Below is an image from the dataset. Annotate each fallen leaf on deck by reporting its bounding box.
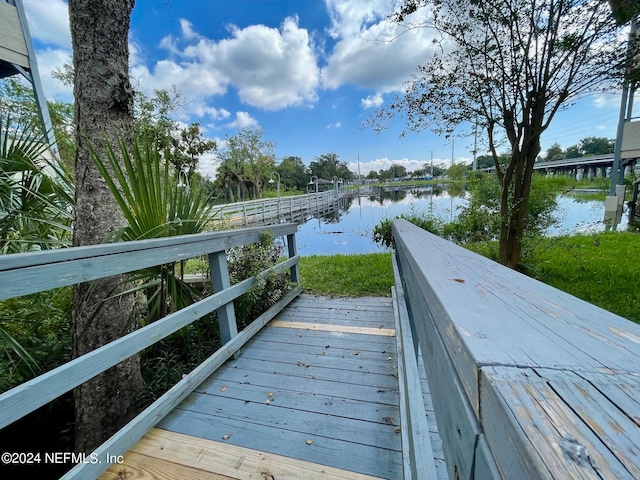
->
[354,351,360,356]
[394,426,402,433]
[220,386,227,392]
[222,433,232,440]
[265,399,271,405]
[311,375,316,379]
[453,278,465,283]
[267,392,273,397]
[387,356,392,361]
[297,361,309,367]
[306,439,313,445]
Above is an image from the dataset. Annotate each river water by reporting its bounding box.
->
[295,186,633,256]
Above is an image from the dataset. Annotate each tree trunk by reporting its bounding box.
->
[498,139,541,268]
[69,0,143,453]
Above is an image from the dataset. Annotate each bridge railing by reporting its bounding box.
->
[393,219,640,479]
[212,190,337,227]
[0,223,301,479]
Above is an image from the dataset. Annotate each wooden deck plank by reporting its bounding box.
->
[178,392,402,450]
[281,306,398,322]
[290,294,393,311]
[274,312,395,329]
[239,337,397,368]
[191,380,400,424]
[104,428,386,480]
[279,305,394,318]
[215,356,399,389]
[159,411,402,479]
[195,366,400,406]
[130,294,442,480]
[100,450,235,480]
[258,325,396,350]
[269,320,395,336]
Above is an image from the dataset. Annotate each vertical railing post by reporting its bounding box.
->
[286,233,299,283]
[208,251,238,345]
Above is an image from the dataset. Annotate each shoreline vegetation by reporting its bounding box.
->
[300,174,638,324]
[299,230,639,324]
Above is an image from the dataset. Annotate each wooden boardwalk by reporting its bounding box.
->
[100,294,445,480]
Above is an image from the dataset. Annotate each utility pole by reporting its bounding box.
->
[430,151,433,176]
[451,139,455,166]
[473,117,478,171]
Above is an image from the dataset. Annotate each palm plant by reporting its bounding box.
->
[0,114,74,385]
[0,115,74,253]
[90,136,215,323]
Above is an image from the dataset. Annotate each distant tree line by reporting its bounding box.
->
[539,137,614,162]
[365,163,448,181]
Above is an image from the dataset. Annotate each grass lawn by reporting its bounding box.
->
[299,252,394,297]
[528,232,640,323]
[297,232,639,324]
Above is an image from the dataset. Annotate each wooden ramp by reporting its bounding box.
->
[100,295,445,480]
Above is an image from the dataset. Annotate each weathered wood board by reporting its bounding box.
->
[393,218,640,480]
[99,428,385,480]
[151,295,445,479]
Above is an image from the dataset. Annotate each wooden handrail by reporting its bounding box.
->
[0,223,301,479]
[393,219,640,479]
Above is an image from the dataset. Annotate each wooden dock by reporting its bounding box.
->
[212,190,339,227]
[99,295,446,480]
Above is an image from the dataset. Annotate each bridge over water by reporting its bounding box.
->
[2,221,640,479]
[210,187,347,228]
[483,153,638,182]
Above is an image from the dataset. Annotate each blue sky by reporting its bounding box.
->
[23,0,625,178]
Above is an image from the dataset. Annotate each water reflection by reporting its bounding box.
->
[295,186,635,256]
[296,186,467,256]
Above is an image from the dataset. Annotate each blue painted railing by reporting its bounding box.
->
[0,223,301,479]
[393,219,640,479]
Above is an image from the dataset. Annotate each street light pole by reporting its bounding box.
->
[269,171,281,220]
[269,172,281,199]
[308,175,319,214]
[177,168,190,195]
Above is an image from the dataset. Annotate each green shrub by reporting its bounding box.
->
[228,231,295,329]
[0,287,72,393]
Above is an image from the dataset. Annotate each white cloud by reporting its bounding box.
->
[181,16,320,110]
[131,16,320,118]
[326,121,342,128]
[198,151,218,179]
[322,1,440,99]
[592,94,620,109]
[180,19,199,41]
[226,111,258,129]
[34,48,73,100]
[325,0,392,39]
[361,93,383,108]
[23,0,71,49]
